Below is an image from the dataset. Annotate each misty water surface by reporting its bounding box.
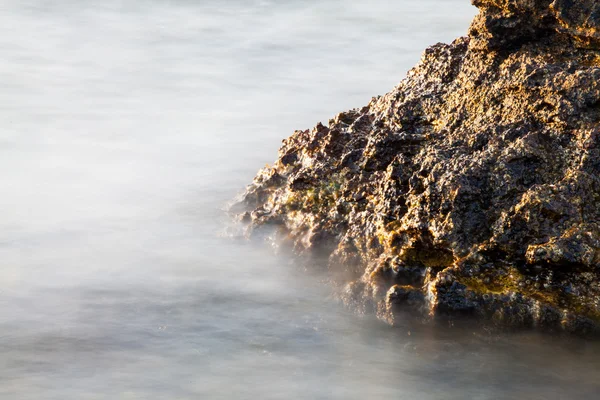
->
[1,1,599,399]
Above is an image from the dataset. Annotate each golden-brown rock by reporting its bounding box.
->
[236,0,600,335]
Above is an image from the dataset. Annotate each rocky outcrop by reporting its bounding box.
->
[235,0,600,335]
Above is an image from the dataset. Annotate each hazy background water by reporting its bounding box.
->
[1,1,600,399]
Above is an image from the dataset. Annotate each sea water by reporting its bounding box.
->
[1,1,599,399]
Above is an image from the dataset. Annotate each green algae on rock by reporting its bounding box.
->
[236,0,600,335]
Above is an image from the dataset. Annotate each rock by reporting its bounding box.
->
[235,0,600,336]
[470,0,600,50]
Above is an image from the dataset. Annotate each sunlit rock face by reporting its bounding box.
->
[236,0,600,335]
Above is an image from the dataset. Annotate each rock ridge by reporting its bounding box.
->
[235,0,600,335]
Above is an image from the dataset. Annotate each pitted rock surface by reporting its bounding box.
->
[236,0,600,335]
[470,0,600,50]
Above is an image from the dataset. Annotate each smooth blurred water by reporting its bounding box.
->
[1,1,599,399]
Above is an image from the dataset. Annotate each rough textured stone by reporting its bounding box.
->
[470,0,600,50]
[234,0,600,335]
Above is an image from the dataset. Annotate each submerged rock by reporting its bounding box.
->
[236,0,600,335]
